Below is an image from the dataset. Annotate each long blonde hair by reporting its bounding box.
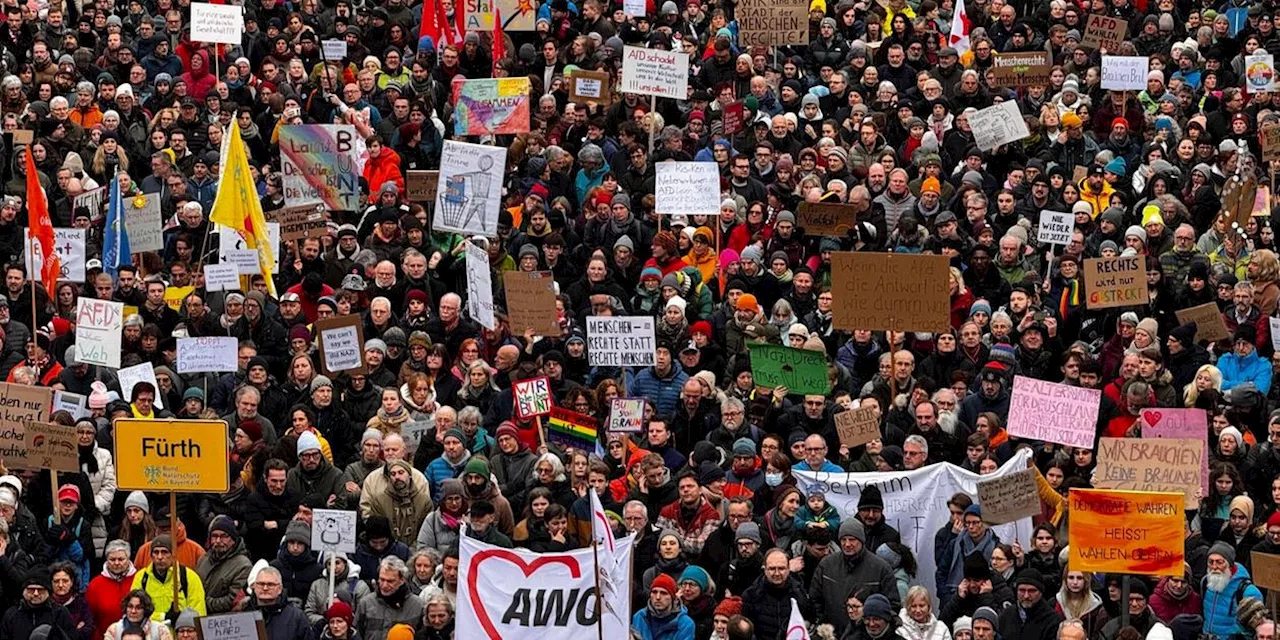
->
[1183,364,1222,407]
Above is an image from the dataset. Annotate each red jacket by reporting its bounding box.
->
[1148,576,1203,624]
[86,568,137,635]
[363,147,406,204]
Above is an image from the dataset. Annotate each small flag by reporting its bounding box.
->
[949,0,971,57]
[545,406,598,451]
[492,7,506,77]
[102,175,131,279]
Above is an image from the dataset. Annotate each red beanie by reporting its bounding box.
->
[690,321,712,338]
[715,595,743,617]
[1111,117,1128,130]
[651,574,677,595]
[238,419,264,443]
[326,601,354,624]
[1268,512,1280,528]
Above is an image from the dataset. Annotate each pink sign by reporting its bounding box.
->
[1141,408,1210,492]
[1006,376,1101,449]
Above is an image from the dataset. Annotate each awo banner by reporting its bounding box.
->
[458,532,633,640]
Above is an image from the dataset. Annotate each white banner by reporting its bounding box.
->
[655,162,720,216]
[586,316,656,367]
[176,336,239,373]
[465,241,495,330]
[793,449,1034,602]
[435,141,507,237]
[26,228,85,283]
[621,46,689,99]
[969,101,1029,151]
[191,3,243,45]
[74,298,123,368]
[458,531,633,639]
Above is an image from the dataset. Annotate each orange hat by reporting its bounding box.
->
[1061,112,1083,129]
[387,625,415,640]
[922,177,941,194]
[736,293,758,311]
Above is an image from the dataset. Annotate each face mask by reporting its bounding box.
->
[765,473,783,487]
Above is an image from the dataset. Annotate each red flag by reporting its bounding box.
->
[492,8,505,77]
[25,146,58,300]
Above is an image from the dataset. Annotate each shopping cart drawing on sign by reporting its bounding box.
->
[439,155,497,235]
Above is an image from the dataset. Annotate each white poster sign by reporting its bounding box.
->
[322,39,348,60]
[190,3,244,45]
[318,323,362,373]
[465,241,495,330]
[176,337,239,374]
[123,193,164,253]
[793,449,1034,602]
[26,228,85,283]
[53,391,88,420]
[623,0,646,17]
[118,362,163,409]
[1101,55,1149,90]
[203,263,241,292]
[969,101,1030,151]
[312,509,358,553]
[218,223,281,273]
[435,140,507,237]
[457,532,634,640]
[1037,210,1073,246]
[586,316,656,367]
[1247,54,1277,91]
[607,397,646,433]
[198,612,263,640]
[655,162,721,216]
[74,298,124,369]
[621,46,690,99]
[74,186,107,224]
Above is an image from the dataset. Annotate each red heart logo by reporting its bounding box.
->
[466,548,583,640]
[1145,410,1163,427]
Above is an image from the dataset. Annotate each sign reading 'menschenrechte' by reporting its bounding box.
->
[587,317,656,367]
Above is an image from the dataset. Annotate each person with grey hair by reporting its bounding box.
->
[355,555,425,640]
[87,539,136,631]
[422,592,455,636]
[245,565,312,639]
[221,385,279,444]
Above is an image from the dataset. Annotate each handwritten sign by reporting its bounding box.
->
[569,69,612,103]
[621,46,689,99]
[464,241,495,331]
[1265,126,1280,163]
[312,509,357,553]
[451,77,531,136]
[1140,408,1209,494]
[976,468,1041,525]
[1084,255,1149,309]
[7,421,78,473]
[191,3,244,45]
[198,612,267,640]
[314,314,365,375]
[1095,437,1201,509]
[1101,56,1149,91]
[0,384,52,468]
[831,252,950,332]
[176,337,239,374]
[737,0,808,46]
[1081,14,1128,52]
[835,405,880,448]
[797,202,855,236]
[280,125,365,211]
[608,398,646,433]
[26,228,86,283]
[203,263,240,292]
[513,376,552,419]
[655,161,720,216]
[503,270,559,336]
[748,343,829,396]
[1037,210,1073,246]
[75,298,124,368]
[321,39,348,60]
[722,101,745,136]
[1252,552,1280,591]
[1068,489,1183,576]
[405,171,439,203]
[268,204,329,242]
[1007,375,1100,449]
[624,0,645,17]
[1247,54,1277,91]
[586,317,656,367]
[123,194,163,253]
[969,101,1030,151]
[118,362,163,409]
[1173,302,1230,343]
[991,51,1051,87]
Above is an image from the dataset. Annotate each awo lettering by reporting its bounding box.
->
[502,587,601,627]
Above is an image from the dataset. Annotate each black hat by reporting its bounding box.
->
[858,485,885,511]
[697,461,725,485]
[1235,324,1257,345]
[1169,322,1198,348]
[364,515,392,540]
[1014,568,1047,593]
[963,551,991,581]
[23,568,52,591]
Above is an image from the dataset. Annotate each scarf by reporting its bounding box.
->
[609,211,635,236]
[131,404,154,419]
[378,582,410,608]
[79,444,98,474]
[1055,278,1080,318]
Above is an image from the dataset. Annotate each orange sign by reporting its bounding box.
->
[1067,489,1184,576]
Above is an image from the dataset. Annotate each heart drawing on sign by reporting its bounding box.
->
[1144,410,1163,427]
[466,548,582,640]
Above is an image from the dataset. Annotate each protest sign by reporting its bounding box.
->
[621,46,689,99]
[52,391,87,420]
[10,130,31,147]
[1084,255,1149,309]
[26,228,85,283]
[1273,318,1280,353]
[164,286,193,312]
[465,242,496,330]
[608,398,646,433]
[503,270,559,336]
[569,69,611,103]
[268,204,329,242]
[1247,54,1277,91]
[0,421,76,472]
[118,362,163,409]
[314,315,365,376]
[1007,376,1100,449]
[748,343,829,396]
[969,101,1030,151]
[405,171,440,203]
[990,51,1051,86]
[1141,408,1209,493]
[624,0,645,16]
[835,405,881,448]
[217,220,282,274]
[655,162,720,216]
[198,612,267,640]
[513,376,553,419]
[203,263,240,292]
[452,77,532,135]
[1254,186,1271,218]
[321,39,347,60]
[1266,126,1280,163]
[123,193,163,253]
[1081,14,1127,51]
[176,337,239,374]
[737,0,808,46]
[191,3,243,44]
[546,407,599,451]
[722,101,746,136]
[976,468,1040,525]
[436,140,507,236]
[1252,552,1280,591]
[0,383,51,466]
[457,533,634,640]
[74,186,107,224]
[75,298,123,368]
[794,450,1035,599]
[831,252,950,332]
[797,202,856,236]
[115,418,229,491]
[586,317,656,367]
[1068,488,1184,576]
[401,416,435,460]
[312,509,357,553]
[1173,302,1231,343]
[1037,210,1073,246]
[1095,437,1201,509]
[1101,56,1149,90]
[279,125,366,211]
[495,0,537,30]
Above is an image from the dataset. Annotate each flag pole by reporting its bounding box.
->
[30,235,38,334]
[592,538,605,640]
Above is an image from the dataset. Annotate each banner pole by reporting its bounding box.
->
[1120,574,1130,629]
[329,552,337,605]
[648,95,656,155]
[592,538,605,640]
[50,469,59,525]
[170,490,180,611]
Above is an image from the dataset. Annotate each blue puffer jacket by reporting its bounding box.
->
[628,363,689,421]
[1201,563,1263,639]
[1218,349,1273,395]
[424,450,471,502]
[632,605,696,640]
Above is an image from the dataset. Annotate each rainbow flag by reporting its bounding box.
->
[546,407,598,451]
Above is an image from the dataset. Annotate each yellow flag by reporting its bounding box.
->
[210,124,276,297]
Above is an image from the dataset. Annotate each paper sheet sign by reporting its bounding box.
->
[190,3,244,44]
[1037,210,1073,246]
[1007,376,1100,449]
[1101,56,1149,91]
[976,468,1040,525]
[75,298,123,369]
[176,336,240,374]
[312,509,357,553]
[621,46,689,99]
[608,398,646,433]
[513,376,552,419]
[314,314,366,375]
[569,69,611,103]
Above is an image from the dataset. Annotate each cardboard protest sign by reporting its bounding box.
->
[797,202,856,236]
[608,398,646,433]
[191,3,243,44]
[11,130,31,147]
[118,363,163,409]
[835,405,881,448]
[1265,126,1280,163]
[586,317,656,367]
[114,418,229,492]
[75,298,123,368]
[203,263,240,292]
[748,343,829,396]
[502,270,559,336]
[1101,56,1149,91]
[621,46,689,99]
[1095,437,1201,509]
[314,315,365,376]
[123,193,163,253]
[1037,210,1073,246]
[969,101,1030,151]
[722,101,745,136]
[280,125,366,211]
[435,140,506,236]
[976,468,1041,525]
[268,204,330,242]
[831,252,950,332]
[312,509,357,553]
[656,162,720,216]
[406,171,440,203]
[0,421,77,472]
[569,69,612,103]
[1173,303,1230,343]
[464,242,495,330]
[177,337,239,374]
[1081,14,1128,51]
[1068,488,1184,576]
[546,407,599,451]
[1252,552,1280,590]
[737,0,808,46]
[990,51,1051,87]
[513,376,553,419]
[1084,255,1149,309]
[451,77,531,135]
[197,612,267,640]
[1141,408,1209,493]
[1007,376,1100,449]
[0,383,52,465]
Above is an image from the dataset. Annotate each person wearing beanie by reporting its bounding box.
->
[1205,538,1263,638]
[1218,320,1271,395]
[995,568,1063,640]
[855,485,901,553]
[324,600,358,639]
[808,516,897,634]
[633,572,696,639]
[129,526,207,622]
[936,504,999,603]
[270,519,324,602]
[194,514,252,614]
[862,593,898,637]
[649,230,689,276]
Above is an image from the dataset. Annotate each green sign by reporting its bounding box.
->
[747,343,829,396]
